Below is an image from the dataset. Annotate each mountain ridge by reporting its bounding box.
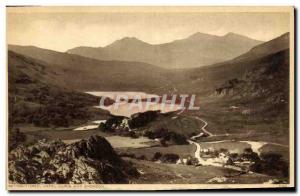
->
[234,32,289,61]
[8,32,289,94]
[66,32,263,69]
[7,45,172,92]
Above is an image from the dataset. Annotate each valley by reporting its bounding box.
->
[7,32,291,185]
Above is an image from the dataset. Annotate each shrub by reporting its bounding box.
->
[130,131,139,138]
[144,128,188,145]
[186,157,199,166]
[169,132,188,145]
[98,122,106,132]
[119,152,136,159]
[137,155,147,160]
[8,128,26,151]
[241,148,260,162]
[250,152,289,177]
[152,152,162,161]
[160,153,180,163]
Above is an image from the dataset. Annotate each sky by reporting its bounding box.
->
[7,7,291,52]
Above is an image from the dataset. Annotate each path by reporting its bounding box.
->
[187,117,244,172]
[190,117,213,140]
[187,117,213,165]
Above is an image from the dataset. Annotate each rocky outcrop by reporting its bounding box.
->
[129,111,160,129]
[100,111,160,132]
[98,111,161,139]
[99,116,129,132]
[8,135,139,184]
[215,78,245,96]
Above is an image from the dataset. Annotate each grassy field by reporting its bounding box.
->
[23,128,108,145]
[106,136,159,148]
[126,158,276,184]
[117,144,195,160]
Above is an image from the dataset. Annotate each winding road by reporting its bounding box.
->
[188,117,213,164]
[188,140,205,164]
[187,119,244,171]
[191,117,213,139]
[187,116,288,168]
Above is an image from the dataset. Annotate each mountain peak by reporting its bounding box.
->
[224,32,238,36]
[116,37,145,44]
[108,36,149,47]
[223,32,246,38]
[120,36,139,41]
[186,32,218,40]
[222,32,262,42]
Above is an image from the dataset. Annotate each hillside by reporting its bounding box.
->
[8,45,173,92]
[7,34,291,185]
[234,33,289,61]
[8,51,108,133]
[8,32,290,107]
[176,33,290,95]
[67,32,262,69]
[214,50,289,103]
[181,33,290,144]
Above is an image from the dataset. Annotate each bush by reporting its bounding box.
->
[8,128,26,151]
[160,153,180,163]
[152,152,162,161]
[250,152,289,177]
[241,148,260,162]
[229,153,239,162]
[144,128,188,145]
[169,132,188,145]
[137,155,147,160]
[99,116,127,133]
[119,152,136,159]
[186,157,199,166]
[98,122,106,132]
[127,131,139,139]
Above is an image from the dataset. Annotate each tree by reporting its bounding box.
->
[152,152,162,161]
[98,122,106,132]
[241,148,260,162]
[250,152,289,177]
[9,128,26,150]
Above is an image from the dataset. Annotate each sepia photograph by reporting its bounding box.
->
[6,6,295,190]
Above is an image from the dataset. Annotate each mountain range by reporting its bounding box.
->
[66,32,263,69]
[8,32,289,96]
[8,45,171,92]
[8,32,290,126]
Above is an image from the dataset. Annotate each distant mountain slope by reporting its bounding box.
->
[234,33,289,61]
[8,45,172,92]
[178,32,290,95]
[67,32,262,69]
